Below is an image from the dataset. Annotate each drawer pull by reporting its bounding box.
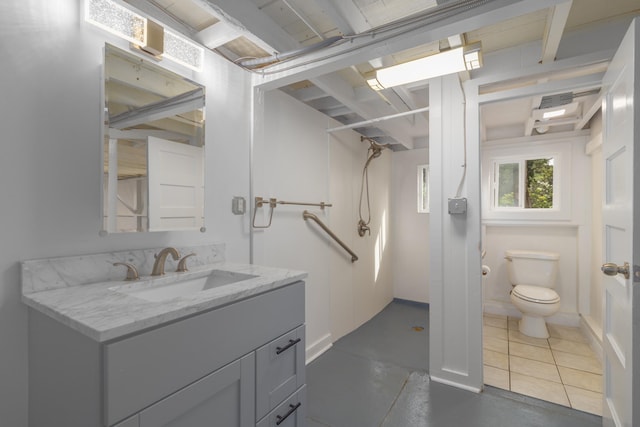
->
[276,402,301,425]
[276,338,301,355]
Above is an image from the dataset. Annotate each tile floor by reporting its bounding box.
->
[306,300,602,427]
[483,313,603,416]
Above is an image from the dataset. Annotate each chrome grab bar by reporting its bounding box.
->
[302,210,358,263]
[276,200,332,209]
[253,197,332,228]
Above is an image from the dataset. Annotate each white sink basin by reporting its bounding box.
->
[115,270,258,302]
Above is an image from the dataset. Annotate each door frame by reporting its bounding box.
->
[464,48,615,392]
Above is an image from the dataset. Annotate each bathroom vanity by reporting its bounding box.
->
[22,246,307,427]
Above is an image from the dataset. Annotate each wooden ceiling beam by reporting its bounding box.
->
[540,1,573,63]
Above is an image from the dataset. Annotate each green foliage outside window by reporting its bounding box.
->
[496,158,554,209]
[526,159,553,208]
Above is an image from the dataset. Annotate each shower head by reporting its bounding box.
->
[361,136,389,159]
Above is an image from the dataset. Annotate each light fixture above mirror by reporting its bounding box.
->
[85,0,204,71]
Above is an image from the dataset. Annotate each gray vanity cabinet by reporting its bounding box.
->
[138,354,255,427]
[28,281,305,427]
[256,326,305,420]
[256,386,306,427]
[112,355,255,427]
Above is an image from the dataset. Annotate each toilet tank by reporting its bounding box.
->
[505,249,560,288]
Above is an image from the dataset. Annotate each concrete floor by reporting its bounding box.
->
[306,300,602,427]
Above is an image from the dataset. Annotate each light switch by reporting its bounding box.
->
[232,196,246,215]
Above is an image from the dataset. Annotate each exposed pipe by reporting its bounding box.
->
[253,0,492,75]
[326,106,430,133]
[357,137,388,237]
[239,36,343,68]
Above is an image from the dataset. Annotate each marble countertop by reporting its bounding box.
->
[22,262,307,342]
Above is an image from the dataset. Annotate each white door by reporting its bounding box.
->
[147,136,204,231]
[600,19,639,427]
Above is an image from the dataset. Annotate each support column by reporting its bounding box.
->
[429,74,483,392]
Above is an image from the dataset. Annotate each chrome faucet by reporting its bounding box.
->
[151,247,180,276]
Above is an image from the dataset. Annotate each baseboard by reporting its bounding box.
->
[547,311,581,327]
[483,300,581,327]
[483,300,520,318]
[306,332,332,365]
[581,315,603,361]
[392,298,429,309]
[430,375,482,394]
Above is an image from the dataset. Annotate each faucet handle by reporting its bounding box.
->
[113,262,139,281]
[177,253,196,272]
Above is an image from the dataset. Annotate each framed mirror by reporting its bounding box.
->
[102,44,205,233]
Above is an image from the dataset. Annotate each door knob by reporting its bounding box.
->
[601,262,630,279]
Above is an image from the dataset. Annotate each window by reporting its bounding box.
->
[495,157,555,209]
[418,164,429,213]
[482,139,575,222]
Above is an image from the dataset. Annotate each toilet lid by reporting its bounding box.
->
[512,285,560,304]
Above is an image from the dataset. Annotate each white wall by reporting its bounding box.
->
[480,134,592,326]
[253,90,393,360]
[0,2,252,425]
[483,225,579,316]
[391,148,430,303]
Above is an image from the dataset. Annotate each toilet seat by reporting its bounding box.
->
[512,285,560,304]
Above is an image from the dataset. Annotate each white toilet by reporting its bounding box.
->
[506,249,561,339]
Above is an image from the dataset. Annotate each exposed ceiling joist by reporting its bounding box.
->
[540,0,573,63]
[312,0,370,35]
[124,0,196,37]
[479,72,604,104]
[196,21,240,48]
[281,0,326,40]
[205,0,419,148]
[193,0,299,53]
[476,47,612,86]
[312,74,415,149]
[292,86,329,102]
[327,106,430,133]
[253,0,569,91]
[574,92,603,131]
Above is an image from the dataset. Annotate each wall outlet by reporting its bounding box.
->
[448,197,467,214]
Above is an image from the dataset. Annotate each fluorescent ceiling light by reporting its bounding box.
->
[542,109,566,119]
[532,101,581,121]
[368,42,482,90]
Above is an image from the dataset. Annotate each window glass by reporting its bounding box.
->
[525,158,553,208]
[497,162,519,207]
[494,158,554,209]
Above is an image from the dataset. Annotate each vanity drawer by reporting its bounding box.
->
[256,386,306,427]
[104,281,304,426]
[255,326,305,420]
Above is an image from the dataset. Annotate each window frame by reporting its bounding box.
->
[492,156,559,211]
[481,139,572,222]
